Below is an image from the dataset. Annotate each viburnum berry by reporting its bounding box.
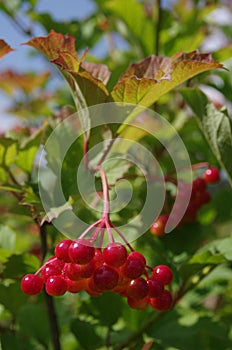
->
[147,277,164,298]
[203,167,220,184]
[66,278,85,293]
[69,239,95,264]
[21,274,44,295]
[150,214,169,237]
[103,242,127,267]
[55,239,72,262]
[150,290,173,310]
[152,265,173,286]
[41,265,61,281]
[93,265,119,290]
[47,257,65,272]
[127,296,149,310]
[121,251,146,279]
[192,177,206,193]
[45,275,67,296]
[126,277,148,299]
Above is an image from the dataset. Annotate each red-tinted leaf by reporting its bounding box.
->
[81,62,111,85]
[112,51,224,107]
[0,39,13,59]
[24,29,77,61]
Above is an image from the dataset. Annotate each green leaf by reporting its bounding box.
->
[0,138,18,166]
[18,303,50,346]
[3,253,40,279]
[179,250,226,280]
[103,0,155,56]
[181,88,232,186]
[70,319,103,350]
[0,282,27,314]
[16,130,42,173]
[111,52,223,108]
[0,225,16,252]
[89,292,123,326]
[40,196,73,225]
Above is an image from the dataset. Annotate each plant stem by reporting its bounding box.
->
[43,291,62,350]
[93,165,110,218]
[155,0,162,56]
[116,311,165,350]
[39,224,61,350]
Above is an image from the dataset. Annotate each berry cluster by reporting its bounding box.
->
[21,239,173,311]
[150,166,220,237]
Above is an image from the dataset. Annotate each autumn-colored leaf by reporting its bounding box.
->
[0,70,50,95]
[111,51,224,107]
[24,29,77,61]
[25,31,110,107]
[81,62,111,85]
[53,51,110,105]
[0,39,13,59]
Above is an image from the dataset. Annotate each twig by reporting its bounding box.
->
[39,223,61,350]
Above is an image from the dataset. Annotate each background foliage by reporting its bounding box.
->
[0,1,232,349]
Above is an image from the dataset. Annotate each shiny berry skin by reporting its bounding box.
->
[66,278,85,293]
[45,275,67,296]
[93,265,119,290]
[55,240,72,262]
[150,214,169,237]
[103,242,127,267]
[47,257,65,272]
[147,277,164,298]
[66,260,96,280]
[69,239,95,264]
[21,274,44,295]
[152,265,173,286]
[192,177,206,192]
[41,265,61,281]
[126,278,148,299]
[127,297,149,310]
[150,290,173,310]
[203,167,220,183]
[121,252,146,279]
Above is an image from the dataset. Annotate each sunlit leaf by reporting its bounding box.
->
[102,0,155,56]
[179,250,226,280]
[111,51,224,108]
[16,129,43,173]
[0,39,13,59]
[24,29,77,60]
[181,88,232,186]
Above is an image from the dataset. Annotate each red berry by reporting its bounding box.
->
[65,259,95,280]
[103,242,127,267]
[152,265,173,286]
[146,277,164,298]
[203,167,220,183]
[150,290,173,310]
[121,252,146,279]
[21,274,44,295]
[41,265,61,281]
[93,265,119,290]
[55,240,72,262]
[150,214,169,237]
[127,297,149,310]
[45,275,67,296]
[126,277,148,299]
[192,177,206,192]
[47,257,65,272]
[195,190,211,208]
[69,239,95,264]
[66,278,85,293]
